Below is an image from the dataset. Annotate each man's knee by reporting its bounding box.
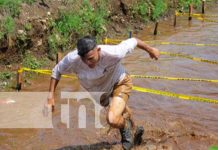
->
[107,111,123,127]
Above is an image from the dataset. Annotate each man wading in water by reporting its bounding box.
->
[46,36,160,150]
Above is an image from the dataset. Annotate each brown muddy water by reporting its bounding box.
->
[1,6,218,150]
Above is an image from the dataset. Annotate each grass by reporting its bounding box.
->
[0,0,21,17]
[0,0,35,17]
[132,0,149,22]
[22,52,47,69]
[178,0,202,10]
[48,0,109,55]
[131,0,168,22]
[0,16,15,40]
[0,71,15,90]
[0,72,13,80]
[151,0,168,21]
[22,0,35,5]
[209,146,218,150]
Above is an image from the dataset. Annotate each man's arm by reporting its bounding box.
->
[45,51,77,112]
[135,38,160,60]
[47,77,59,107]
[43,77,59,115]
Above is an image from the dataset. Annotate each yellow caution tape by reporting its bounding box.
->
[18,67,77,79]
[176,11,218,18]
[104,38,218,47]
[18,67,218,104]
[175,11,218,23]
[130,75,218,83]
[160,51,218,65]
[104,39,218,65]
[132,86,218,104]
[196,17,218,23]
[18,68,218,83]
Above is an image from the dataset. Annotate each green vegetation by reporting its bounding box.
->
[178,0,202,10]
[16,31,33,56]
[48,0,109,55]
[0,72,13,80]
[22,0,36,5]
[132,0,149,22]
[0,71,15,90]
[0,16,15,40]
[209,146,218,150]
[132,0,168,22]
[22,53,45,69]
[0,0,21,17]
[24,23,32,31]
[0,0,35,17]
[151,0,167,21]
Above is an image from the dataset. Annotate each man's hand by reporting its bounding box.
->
[43,97,55,117]
[47,97,55,112]
[135,38,160,60]
[148,47,160,60]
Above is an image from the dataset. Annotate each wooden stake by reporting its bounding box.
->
[174,13,177,27]
[202,0,205,14]
[154,22,159,35]
[189,4,193,21]
[16,65,22,91]
[56,52,62,64]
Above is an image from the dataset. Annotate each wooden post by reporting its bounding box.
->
[174,12,177,27]
[129,31,132,38]
[202,0,205,14]
[189,4,193,20]
[154,22,159,35]
[16,65,22,91]
[56,52,62,64]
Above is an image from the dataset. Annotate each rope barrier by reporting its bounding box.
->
[103,38,218,47]
[160,51,218,65]
[17,67,218,104]
[196,17,218,23]
[19,68,218,83]
[175,11,218,23]
[176,11,218,18]
[130,75,218,83]
[104,38,218,65]
[132,86,218,104]
[18,67,77,79]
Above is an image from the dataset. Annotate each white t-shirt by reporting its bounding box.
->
[51,38,137,94]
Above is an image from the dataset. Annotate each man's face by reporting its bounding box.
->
[81,47,100,68]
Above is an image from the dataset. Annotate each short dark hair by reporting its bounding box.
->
[77,36,97,57]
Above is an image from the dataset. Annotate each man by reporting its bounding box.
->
[47,36,160,150]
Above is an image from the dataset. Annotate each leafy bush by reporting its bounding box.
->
[178,0,202,10]
[0,16,15,40]
[24,23,32,31]
[0,0,35,17]
[151,0,167,21]
[0,72,13,80]
[22,53,43,69]
[132,0,149,22]
[131,0,168,22]
[48,0,109,55]
[0,0,21,17]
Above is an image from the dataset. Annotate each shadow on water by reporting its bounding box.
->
[57,141,119,150]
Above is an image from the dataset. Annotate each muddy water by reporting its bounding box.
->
[1,6,218,150]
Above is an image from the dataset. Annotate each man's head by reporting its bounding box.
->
[77,36,100,68]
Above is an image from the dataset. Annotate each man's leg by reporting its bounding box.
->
[107,96,134,150]
[106,74,144,149]
[107,96,126,128]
